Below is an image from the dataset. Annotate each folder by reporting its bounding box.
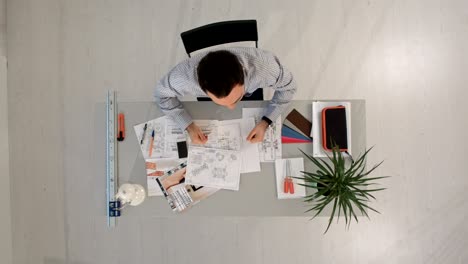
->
[282,136,312,144]
[282,125,312,142]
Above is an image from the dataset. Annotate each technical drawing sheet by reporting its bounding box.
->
[221,118,261,173]
[190,118,261,173]
[134,116,186,160]
[242,108,282,162]
[185,146,241,190]
[191,120,241,151]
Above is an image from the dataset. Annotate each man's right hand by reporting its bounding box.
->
[186,123,208,144]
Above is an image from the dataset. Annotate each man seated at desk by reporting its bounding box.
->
[154,47,297,144]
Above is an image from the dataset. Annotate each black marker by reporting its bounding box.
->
[140,123,148,144]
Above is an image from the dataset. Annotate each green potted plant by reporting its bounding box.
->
[299,145,388,233]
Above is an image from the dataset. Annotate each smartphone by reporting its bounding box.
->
[321,106,348,151]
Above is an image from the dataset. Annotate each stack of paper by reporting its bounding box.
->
[281,125,312,143]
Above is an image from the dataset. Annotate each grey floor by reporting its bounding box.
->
[4,0,468,263]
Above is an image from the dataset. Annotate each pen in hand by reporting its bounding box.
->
[140,123,148,144]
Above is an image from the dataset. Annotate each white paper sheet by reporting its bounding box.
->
[185,146,241,190]
[134,117,186,196]
[190,118,261,173]
[242,108,282,162]
[134,116,185,160]
[275,158,306,199]
[221,118,261,173]
[191,120,241,151]
[311,102,352,157]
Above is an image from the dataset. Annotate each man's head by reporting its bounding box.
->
[197,50,245,109]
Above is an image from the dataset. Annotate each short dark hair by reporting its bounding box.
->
[197,50,245,98]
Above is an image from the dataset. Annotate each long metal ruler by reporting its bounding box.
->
[106,91,118,227]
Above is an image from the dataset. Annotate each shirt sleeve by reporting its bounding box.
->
[154,66,194,131]
[261,53,297,122]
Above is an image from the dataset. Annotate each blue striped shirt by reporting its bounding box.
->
[154,47,297,130]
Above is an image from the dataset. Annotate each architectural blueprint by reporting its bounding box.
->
[134,116,185,160]
[190,120,241,151]
[190,118,261,173]
[185,146,241,190]
[242,108,282,162]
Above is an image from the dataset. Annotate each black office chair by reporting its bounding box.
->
[180,20,263,101]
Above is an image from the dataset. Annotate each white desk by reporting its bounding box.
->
[95,100,366,217]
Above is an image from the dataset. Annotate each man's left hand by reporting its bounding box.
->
[246,120,269,143]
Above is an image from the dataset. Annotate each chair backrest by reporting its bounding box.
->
[181,20,258,57]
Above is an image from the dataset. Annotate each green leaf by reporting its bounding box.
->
[300,149,333,176]
[360,203,381,214]
[300,172,333,183]
[351,176,390,184]
[343,191,359,223]
[300,171,323,178]
[353,161,384,181]
[348,195,370,219]
[324,198,339,234]
[346,147,372,174]
[318,158,335,177]
[363,188,387,192]
[297,183,319,189]
[339,196,348,227]
[344,156,366,179]
[307,195,334,217]
[337,200,342,224]
[350,186,377,200]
